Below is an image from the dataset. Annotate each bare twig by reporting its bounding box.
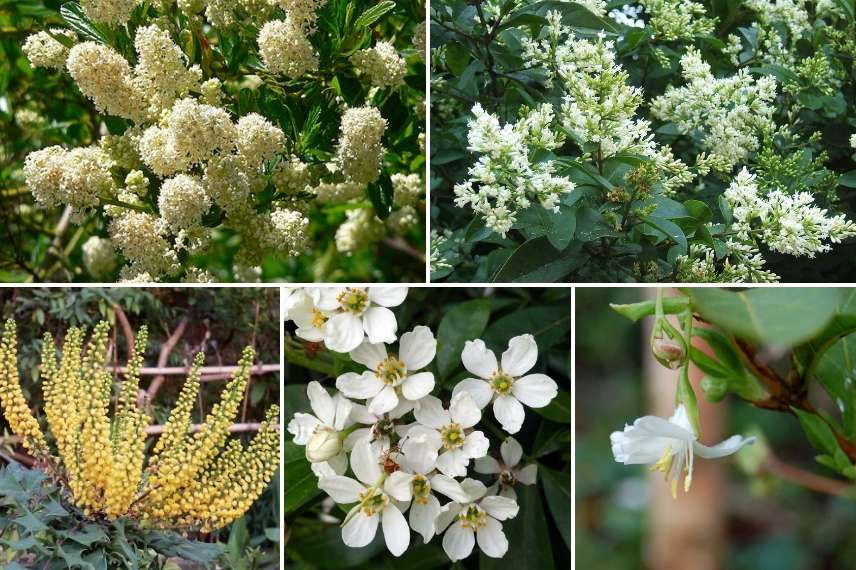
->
[109,364,279,377]
[144,318,189,404]
[383,236,425,261]
[762,454,853,498]
[112,304,136,357]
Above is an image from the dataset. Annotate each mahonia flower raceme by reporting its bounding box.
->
[336,326,436,415]
[475,436,538,500]
[611,404,756,497]
[287,380,354,475]
[453,334,559,434]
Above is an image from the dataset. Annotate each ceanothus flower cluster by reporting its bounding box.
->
[286,287,560,560]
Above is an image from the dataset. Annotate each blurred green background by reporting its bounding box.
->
[0,287,281,567]
[284,287,572,570]
[575,287,856,570]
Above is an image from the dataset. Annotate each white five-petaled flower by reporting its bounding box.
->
[318,441,413,556]
[287,381,353,475]
[475,436,537,500]
[313,286,408,352]
[404,393,489,477]
[344,400,414,455]
[336,326,436,415]
[435,478,519,561]
[284,288,333,343]
[453,334,558,434]
[610,404,756,497]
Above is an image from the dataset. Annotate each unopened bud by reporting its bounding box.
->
[306,426,342,463]
[652,337,684,367]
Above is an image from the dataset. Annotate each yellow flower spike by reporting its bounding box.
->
[0,320,48,456]
[151,351,204,458]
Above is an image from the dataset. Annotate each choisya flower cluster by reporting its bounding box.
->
[285,287,560,560]
[20,0,424,281]
[0,320,279,532]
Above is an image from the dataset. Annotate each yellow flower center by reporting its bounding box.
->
[412,474,431,505]
[458,504,486,530]
[490,371,515,396]
[440,423,465,450]
[337,288,369,315]
[358,487,388,517]
[311,308,328,329]
[376,356,407,386]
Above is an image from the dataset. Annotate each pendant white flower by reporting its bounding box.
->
[435,478,519,561]
[452,334,558,434]
[404,393,489,477]
[611,404,756,497]
[287,381,353,475]
[474,436,538,500]
[315,286,408,352]
[318,441,413,556]
[336,326,436,415]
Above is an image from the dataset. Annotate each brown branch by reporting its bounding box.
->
[0,422,279,446]
[383,236,425,261]
[109,364,279,377]
[144,317,189,404]
[734,339,788,402]
[762,454,853,498]
[112,304,135,357]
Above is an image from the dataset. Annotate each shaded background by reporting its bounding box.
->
[284,287,572,570]
[0,287,281,567]
[575,287,856,570]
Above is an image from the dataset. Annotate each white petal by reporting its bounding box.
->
[311,461,337,479]
[402,372,435,401]
[409,494,441,543]
[477,517,508,558]
[669,404,695,434]
[382,503,410,556]
[363,307,398,344]
[342,510,379,548]
[332,394,353,431]
[327,451,349,475]
[694,434,756,459]
[318,475,364,503]
[351,440,382,486]
[286,413,320,445]
[451,378,493,409]
[350,341,388,369]
[461,339,498,379]
[462,431,489,459]
[311,287,344,311]
[511,374,558,408]
[349,403,378,425]
[460,477,488,502]
[434,501,462,533]
[344,427,371,451]
[336,371,384,400]
[307,381,335,425]
[500,437,523,468]
[474,456,501,474]
[399,326,436,370]
[443,521,475,562]
[436,449,469,477]
[413,395,450,429]
[430,474,470,503]
[493,396,525,434]
[499,486,517,500]
[515,463,538,485]
[480,496,519,521]
[384,471,415,502]
[325,313,365,353]
[449,391,481,428]
[401,432,440,474]
[501,334,538,377]
[610,412,696,465]
[368,385,400,416]
[369,286,408,307]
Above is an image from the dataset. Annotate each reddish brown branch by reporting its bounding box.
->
[144,318,189,404]
[763,454,853,497]
[112,304,135,357]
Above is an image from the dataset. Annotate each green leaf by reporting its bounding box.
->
[609,296,690,322]
[540,205,577,251]
[445,41,471,76]
[436,299,492,379]
[814,332,856,438]
[353,0,396,29]
[687,288,840,347]
[791,408,854,478]
[540,466,572,552]
[533,422,572,457]
[288,525,385,568]
[482,302,571,354]
[284,441,322,515]
[643,216,687,254]
[60,2,110,44]
[367,175,394,219]
[492,237,581,282]
[65,524,108,546]
[479,484,555,570]
[838,170,856,188]
[147,532,224,563]
[534,387,572,423]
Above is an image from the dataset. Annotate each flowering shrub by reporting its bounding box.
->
[284,287,571,565]
[2,0,425,282]
[0,318,280,565]
[431,0,856,283]
[610,288,856,496]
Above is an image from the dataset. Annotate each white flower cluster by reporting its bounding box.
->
[22,29,76,70]
[674,240,779,283]
[336,106,387,184]
[66,42,149,123]
[851,134,856,149]
[651,48,778,170]
[608,5,645,28]
[81,236,118,279]
[637,0,715,41]
[724,168,856,258]
[81,0,140,25]
[351,42,407,88]
[23,145,115,211]
[258,17,319,79]
[454,103,575,236]
[285,287,559,560]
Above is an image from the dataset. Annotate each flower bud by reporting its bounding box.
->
[652,337,684,368]
[305,426,342,463]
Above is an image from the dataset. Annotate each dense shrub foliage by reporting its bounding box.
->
[0,0,425,283]
[430,0,856,283]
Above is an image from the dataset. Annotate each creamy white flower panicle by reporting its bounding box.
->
[267,208,310,255]
[337,106,387,184]
[81,236,118,279]
[157,174,211,232]
[412,21,426,60]
[23,146,115,211]
[611,405,755,497]
[851,134,856,149]
[312,181,365,203]
[134,24,201,113]
[277,0,328,30]
[235,113,286,169]
[258,18,319,79]
[23,30,76,70]
[66,42,148,123]
[351,42,407,88]
[81,0,140,25]
[453,335,559,434]
[108,211,180,279]
[335,208,385,253]
[391,173,423,206]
